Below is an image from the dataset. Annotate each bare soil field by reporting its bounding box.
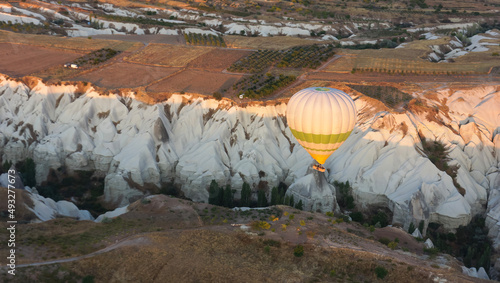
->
[225,35,318,50]
[91,34,185,45]
[0,43,83,77]
[0,31,140,52]
[124,44,211,67]
[147,69,244,94]
[74,62,181,89]
[187,48,252,71]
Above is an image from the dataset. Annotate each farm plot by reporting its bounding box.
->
[75,63,181,89]
[326,37,498,75]
[124,44,211,67]
[147,70,243,94]
[0,43,82,77]
[187,49,252,71]
[225,35,318,50]
[0,30,140,52]
[228,45,335,73]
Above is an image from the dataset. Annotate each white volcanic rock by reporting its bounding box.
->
[25,190,93,221]
[0,167,23,189]
[286,167,340,213]
[411,228,423,238]
[0,76,499,245]
[95,205,129,222]
[462,266,479,278]
[424,238,434,249]
[477,267,490,280]
[104,173,143,207]
[462,266,489,280]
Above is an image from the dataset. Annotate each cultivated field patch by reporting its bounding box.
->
[325,37,499,75]
[91,34,185,45]
[124,44,211,67]
[0,43,83,77]
[147,69,244,94]
[225,35,318,50]
[187,49,252,71]
[75,63,181,89]
[0,30,139,52]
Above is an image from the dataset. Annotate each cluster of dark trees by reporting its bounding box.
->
[208,180,303,210]
[184,33,226,47]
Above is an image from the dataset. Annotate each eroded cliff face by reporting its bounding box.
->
[0,75,499,238]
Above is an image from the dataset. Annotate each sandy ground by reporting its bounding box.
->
[0,43,82,77]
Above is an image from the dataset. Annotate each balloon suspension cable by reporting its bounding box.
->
[312,164,326,172]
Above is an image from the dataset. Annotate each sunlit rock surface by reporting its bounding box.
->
[0,75,498,246]
[285,167,340,213]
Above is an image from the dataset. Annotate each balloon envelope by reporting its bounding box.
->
[286,87,356,164]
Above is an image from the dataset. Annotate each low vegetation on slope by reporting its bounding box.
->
[0,195,469,283]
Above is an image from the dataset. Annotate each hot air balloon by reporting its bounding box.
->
[286,87,356,172]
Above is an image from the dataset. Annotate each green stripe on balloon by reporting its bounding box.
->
[290,128,352,145]
[302,146,338,153]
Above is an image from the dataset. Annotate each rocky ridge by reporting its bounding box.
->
[0,75,498,242]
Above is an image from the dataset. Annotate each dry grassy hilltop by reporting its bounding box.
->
[0,193,488,282]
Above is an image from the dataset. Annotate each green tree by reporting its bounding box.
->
[19,158,36,187]
[284,195,290,206]
[290,195,295,207]
[270,187,279,205]
[240,182,251,207]
[2,160,12,173]
[218,186,224,206]
[223,185,233,208]
[208,180,219,205]
[419,220,425,233]
[295,200,303,210]
[257,190,268,207]
[408,222,416,234]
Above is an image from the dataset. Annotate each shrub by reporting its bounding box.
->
[264,245,270,253]
[378,237,391,245]
[213,92,222,100]
[375,266,388,279]
[388,241,398,250]
[263,239,281,247]
[293,245,304,257]
[350,211,364,223]
[371,211,389,227]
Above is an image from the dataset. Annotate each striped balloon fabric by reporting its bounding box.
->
[286,87,357,165]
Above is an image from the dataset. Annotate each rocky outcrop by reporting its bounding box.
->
[0,174,94,221]
[286,167,340,213]
[0,76,499,243]
[461,266,490,280]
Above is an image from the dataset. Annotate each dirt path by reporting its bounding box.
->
[10,235,151,268]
